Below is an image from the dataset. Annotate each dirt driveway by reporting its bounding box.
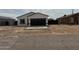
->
[0,26,79,50]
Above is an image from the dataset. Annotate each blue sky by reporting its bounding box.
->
[0,9,79,19]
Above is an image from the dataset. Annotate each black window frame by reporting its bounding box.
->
[20,19,25,24]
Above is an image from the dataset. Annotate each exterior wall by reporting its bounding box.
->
[17,13,48,27]
[17,16,27,26]
[58,14,79,25]
[17,12,35,26]
[77,16,79,24]
[0,19,15,26]
[8,19,15,25]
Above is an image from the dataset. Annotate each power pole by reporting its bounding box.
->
[72,9,74,14]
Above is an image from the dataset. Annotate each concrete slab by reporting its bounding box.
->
[25,26,48,30]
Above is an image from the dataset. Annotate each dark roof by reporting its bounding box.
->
[17,12,35,18]
[17,12,49,18]
[57,13,79,19]
[0,16,15,19]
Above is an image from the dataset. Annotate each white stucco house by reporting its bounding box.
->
[17,12,49,27]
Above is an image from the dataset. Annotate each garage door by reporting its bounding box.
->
[31,18,46,26]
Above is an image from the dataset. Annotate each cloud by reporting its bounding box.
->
[21,9,76,19]
[0,9,78,19]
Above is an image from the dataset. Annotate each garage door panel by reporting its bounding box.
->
[31,18,46,26]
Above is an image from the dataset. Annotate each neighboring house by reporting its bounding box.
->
[57,13,79,25]
[17,12,49,27]
[0,16,16,26]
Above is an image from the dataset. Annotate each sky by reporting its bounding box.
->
[0,9,79,19]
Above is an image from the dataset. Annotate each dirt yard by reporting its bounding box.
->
[0,25,79,50]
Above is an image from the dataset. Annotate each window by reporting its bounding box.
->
[20,19,25,24]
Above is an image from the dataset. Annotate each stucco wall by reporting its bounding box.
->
[17,13,48,27]
[17,16,27,26]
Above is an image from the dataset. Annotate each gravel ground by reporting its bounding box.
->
[0,26,79,50]
[10,34,79,50]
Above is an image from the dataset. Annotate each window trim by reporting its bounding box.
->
[20,19,25,24]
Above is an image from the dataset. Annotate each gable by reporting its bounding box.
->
[28,13,48,18]
[17,12,35,19]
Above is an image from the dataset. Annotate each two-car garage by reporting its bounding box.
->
[30,18,46,26]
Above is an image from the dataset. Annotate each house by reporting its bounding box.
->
[0,16,16,26]
[57,13,79,25]
[17,12,49,27]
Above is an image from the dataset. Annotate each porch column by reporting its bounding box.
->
[18,19,20,26]
[28,18,31,27]
[46,18,48,26]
